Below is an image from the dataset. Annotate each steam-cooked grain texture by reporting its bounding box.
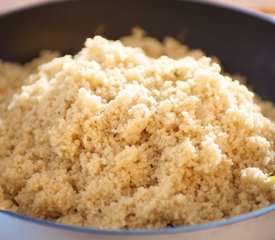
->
[0,29,274,229]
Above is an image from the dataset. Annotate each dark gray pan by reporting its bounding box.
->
[0,0,274,101]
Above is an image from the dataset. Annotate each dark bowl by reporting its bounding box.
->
[0,1,274,240]
[0,0,274,101]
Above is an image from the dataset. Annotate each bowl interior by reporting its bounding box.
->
[0,0,274,101]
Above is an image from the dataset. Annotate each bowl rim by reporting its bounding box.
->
[1,204,275,235]
[0,0,274,235]
[0,0,274,25]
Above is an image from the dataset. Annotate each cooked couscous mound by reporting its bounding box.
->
[0,29,274,229]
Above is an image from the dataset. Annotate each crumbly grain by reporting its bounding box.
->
[0,29,274,229]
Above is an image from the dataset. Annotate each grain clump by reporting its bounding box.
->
[0,29,274,229]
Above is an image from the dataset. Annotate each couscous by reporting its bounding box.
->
[0,29,274,229]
